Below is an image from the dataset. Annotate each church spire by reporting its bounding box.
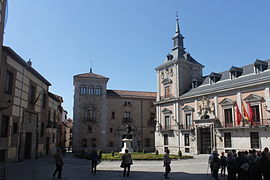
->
[172,12,185,57]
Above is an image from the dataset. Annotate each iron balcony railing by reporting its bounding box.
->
[122,117,132,123]
[220,119,269,128]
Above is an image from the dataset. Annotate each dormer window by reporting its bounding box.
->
[209,72,222,84]
[229,66,243,79]
[254,59,268,74]
[167,54,173,61]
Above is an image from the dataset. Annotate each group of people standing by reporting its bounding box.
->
[209,147,270,180]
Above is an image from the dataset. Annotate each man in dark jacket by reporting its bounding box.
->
[261,147,270,180]
[90,149,99,174]
[53,149,64,179]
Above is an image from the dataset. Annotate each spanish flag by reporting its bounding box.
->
[235,105,242,125]
[247,102,253,125]
[242,103,250,121]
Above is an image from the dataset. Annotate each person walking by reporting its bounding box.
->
[90,149,99,174]
[235,151,248,180]
[220,152,227,177]
[121,149,133,177]
[211,151,221,180]
[261,147,270,180]
[163,149,171,179]
[53,149,64,179]
[227,151,237,180]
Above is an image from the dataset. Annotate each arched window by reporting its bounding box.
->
[80,85,86,94]
[88,86,94,95]
[95,86,101,95]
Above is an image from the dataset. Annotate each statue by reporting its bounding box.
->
[126,123,132,139]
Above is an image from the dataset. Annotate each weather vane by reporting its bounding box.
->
[90,59,93,73]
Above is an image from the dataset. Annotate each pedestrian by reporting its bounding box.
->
[211,151,221,180]
[261,147,270,180]
[227,151,237,180]
[90,149,99,174]
[247,149,257,180]
[220,152,227,177]
[235,151,248,180]
[254,151,262,180]
[163,149,171,179]
[53,149,64,179]
[121,149,133,177]
[209,151,215,176]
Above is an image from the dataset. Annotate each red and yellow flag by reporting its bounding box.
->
[235,105,242,125]
[247,102,253,125]
[242,103,250,121]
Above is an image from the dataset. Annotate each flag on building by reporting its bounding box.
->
[235,104,242,125]
[247,102,253,125]
[242,103,250,121]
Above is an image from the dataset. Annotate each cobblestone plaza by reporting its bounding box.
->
[5,153,226,180]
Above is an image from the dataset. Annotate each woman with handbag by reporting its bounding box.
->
[121,149,133,177]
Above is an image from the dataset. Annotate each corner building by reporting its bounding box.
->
[155,18,270,155]
[73,72,156,153]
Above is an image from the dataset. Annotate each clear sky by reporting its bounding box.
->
[4,0,270,118]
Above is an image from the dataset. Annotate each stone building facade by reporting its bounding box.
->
[73,73,156,153]
[155,17,270,155]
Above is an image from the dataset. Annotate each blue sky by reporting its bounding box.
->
[4,0,270,118]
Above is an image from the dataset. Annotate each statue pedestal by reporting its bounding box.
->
[120,138,133,153]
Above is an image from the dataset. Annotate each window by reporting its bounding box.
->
[185,148,190,153]
[251,105,260,125]
[87,125,92,133]
[48,110,51,123]
[111,112,115,119]
[91,138,97,147]
[145,138,150,147]
[210,77,215,84]
[224,109,233,127]
[13,122,18,134]
[4,70,13,95]
[108,141,114,147]
[42,92,47,108]
[30,85,36,104]
[255,65,263,74]
[224,133,232,148]
[124,101,131,106]
[86,109,94,121]
[185,114,192,129]
[164,86,171,98]
[250,132,259,149]
[1,116,9,137]
[165,116,170,129]
[40,123,44,137]
[164,134,169,145]
[95,86,101,95]
[53,112,56,122]
[52,134,55,143]
[110,128,113,133]
[124,112,130,119]
[88,86,94,95]
[82,138,87,147]
[80,85,87,94]
[184,134,190,146]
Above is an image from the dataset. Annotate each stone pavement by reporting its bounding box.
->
[5,153,227,180]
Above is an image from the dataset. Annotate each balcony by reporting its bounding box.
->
[122,118,132,123]
[219,119,269,129]
[160,94,173,100]
[160,125,179,132]
[84,117,96,122]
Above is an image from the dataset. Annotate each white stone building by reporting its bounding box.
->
[155,17,270,155]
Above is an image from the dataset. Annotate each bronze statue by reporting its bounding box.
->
[126,123,132,139]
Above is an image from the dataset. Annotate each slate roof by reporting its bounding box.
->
[180,59,270,99]
[3,46,51,86]
[107,90,156,99]
[74,73,109,79]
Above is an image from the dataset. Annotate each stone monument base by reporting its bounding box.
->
[120,138,133,153]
